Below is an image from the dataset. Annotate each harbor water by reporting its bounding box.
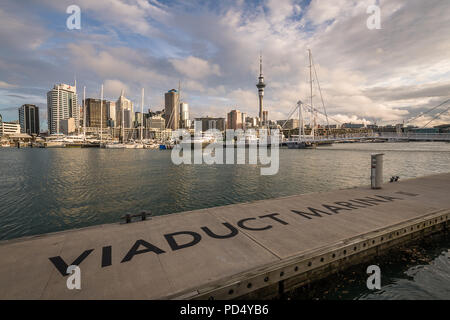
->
[1,141,449,299]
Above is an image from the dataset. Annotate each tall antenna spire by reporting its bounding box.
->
[259,53,263,76]
[256,52,266,127]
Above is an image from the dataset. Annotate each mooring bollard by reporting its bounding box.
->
[371,153,384,189]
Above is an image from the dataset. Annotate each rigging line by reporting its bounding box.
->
[311,54,330,132]
[280,104,299,129]
[422,106,450,128]
[303,103,344,125]
[406,98,450,124]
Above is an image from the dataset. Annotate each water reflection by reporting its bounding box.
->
[0,142,449,240]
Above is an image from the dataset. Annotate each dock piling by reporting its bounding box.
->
[371,154,384,189]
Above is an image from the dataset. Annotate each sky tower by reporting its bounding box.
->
[256,54,266,127]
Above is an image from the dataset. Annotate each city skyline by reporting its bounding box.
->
[0,0,450,130]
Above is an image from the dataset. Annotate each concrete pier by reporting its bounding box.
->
[0,173,449,299]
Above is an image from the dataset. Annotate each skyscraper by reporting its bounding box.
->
[164,89,179,130]
[263,110,268,125]
[227,109,243,130]
[106,101,116,124]
[19,104,40,135]
[180,102,189,128]
[47,84,79,134]
[116,90,134,128]
[256,55,266,127]
[85,98,108,128]
[241,112,247,130]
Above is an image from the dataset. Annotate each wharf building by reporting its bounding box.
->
[180,102,190,129]
[0,120,21,137]
[116,91,134,128]
[195,117,226,132]
[164,89,179,130]
[47,84,79,134]
[18,104,40,135]
[227,109,243,130]
[85,98,108,128]
[106,101,116,126]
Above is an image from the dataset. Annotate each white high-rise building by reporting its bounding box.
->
[116,90,134,128]
[47,84,79,134]
[180,102,189,128]
[107,101,116,123]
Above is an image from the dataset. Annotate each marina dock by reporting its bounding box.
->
[0,173,449,299]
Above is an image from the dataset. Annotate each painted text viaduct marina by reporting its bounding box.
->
[0,172,449,299]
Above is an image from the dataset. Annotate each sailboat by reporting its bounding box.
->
[286,49,323,149]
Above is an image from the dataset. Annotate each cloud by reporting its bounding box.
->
[0,0,449,128]
[170,56,221,79]
[103,79,130,99]
[0,81,17,89]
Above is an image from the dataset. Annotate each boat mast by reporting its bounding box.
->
[122,91,125,143]
[308,49,314,139]
[140,87,144,143]
[83,86,86,139]
[100,84,103,143]
[298,100,304,142]
[57,85,60,135]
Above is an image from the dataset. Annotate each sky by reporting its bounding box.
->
[0,0,449,130]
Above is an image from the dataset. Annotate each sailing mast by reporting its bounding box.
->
[83,86,86,139]
[298,100,304,141]
[57,85,60,135]
[100,84,104,143]
[308,49,315,139]
[122,90,125,143]
[140,88,144,143]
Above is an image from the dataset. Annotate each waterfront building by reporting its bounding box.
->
[256,55,266,127]
[116,90,134,128]
[164,89,179,130]
[85,98,108,128]
[60,118,75,135]
[241,112,247,130]
[263,110,268,125]
[107,119,115,128]
[47,84,79,134]
[106,101,116,124]
[342,123,365,129]
[278,119,299,130]
[123,109,133,128]
[18,104,40,135]
[180,102,189,128]
[246,116,258,128]
[135,112,144,128]
[146,116,165,130]
[195,117,226,132]
[227,109,243,130]
[0,121,21,136]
